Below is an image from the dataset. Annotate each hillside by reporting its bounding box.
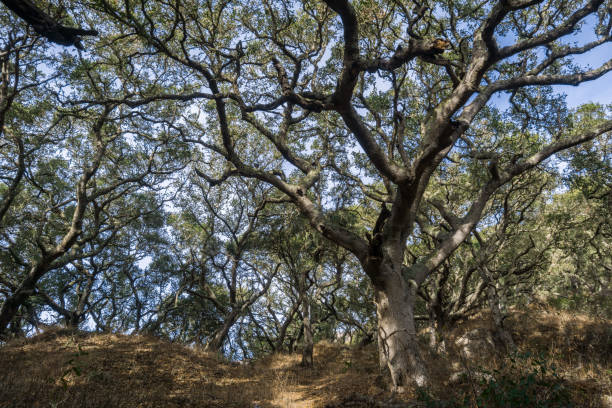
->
[0,307,610,408]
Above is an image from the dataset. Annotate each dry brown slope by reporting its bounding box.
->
[0,329,392,408]
[0,307,610,408]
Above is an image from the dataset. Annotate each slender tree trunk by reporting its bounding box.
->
[8,319,23,338]
[480,267,516,352]
[204,310,239,352]
[273,301,299,351]
[66,313,80,329]
[377,330,386,370]
[0,138,25,225]
[436,320,447,354]
[371,262,428,390]
[427,309,447,354]
[301,296,313,367]
[486,283,516,352]
[290,324,303,352]
[428,309,438,351]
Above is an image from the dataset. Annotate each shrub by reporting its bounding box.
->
[417,352,571,408]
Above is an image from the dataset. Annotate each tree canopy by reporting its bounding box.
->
[0,0,610,392]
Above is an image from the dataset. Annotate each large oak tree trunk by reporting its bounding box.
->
[370,263,428,390]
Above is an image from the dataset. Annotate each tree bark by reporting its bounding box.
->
[485,280,516,353]
[428,310,437,350]
[66,312,80,329]
[0,263,47,336]
[301,295,314,367]
[0,0,98,49]
[370,261,427,390]
[273,300,300,351]
[204,309,239,352]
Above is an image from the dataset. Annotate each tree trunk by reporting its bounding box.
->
[204,310,239,352]
[7,316,25,338]
[0,277,38,336]
[371,264,428,390]
[426,309,448,354]
[273,301,299,351]
[0,201,86,335]
[428,309,437,350]
[290,324,303,352]
[66,312,81,329]
[486,283,516,352]
[301,296,313,367]
[479,267,516,353]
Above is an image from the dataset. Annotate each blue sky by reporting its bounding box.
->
[555,43,612,108]
[553,16,612,108]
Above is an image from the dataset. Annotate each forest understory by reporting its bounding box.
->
[1,305,610,408]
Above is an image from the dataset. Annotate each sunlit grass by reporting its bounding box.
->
[0,306,609,407]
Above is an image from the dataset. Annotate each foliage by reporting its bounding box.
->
[0,0,611,395]
[476,353,571,408]
[417,353,571,408]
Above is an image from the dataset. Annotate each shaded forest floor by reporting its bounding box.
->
[0,306,610,408]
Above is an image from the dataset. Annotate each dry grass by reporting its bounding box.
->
[0,330,388,408]
[421,304,612,408]
[0,306,610,408]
